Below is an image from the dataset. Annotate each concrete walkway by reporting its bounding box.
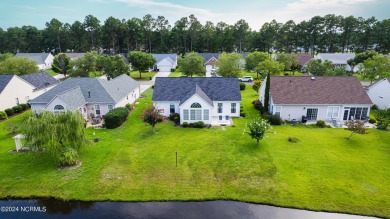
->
[139,71,170,94]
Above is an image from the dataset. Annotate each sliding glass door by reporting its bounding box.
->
[343,107,369,121]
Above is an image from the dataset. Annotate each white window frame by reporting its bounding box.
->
[183,109,189,120]
[326,106,340,119]
[190,109,196,120]
[231,103,236,113]
[170,104,175,113]
[203,109,209,120]
[108,104,114,111]
[218,103,223,113]
[195,110,202,120]
[54,105,65,114]
[94,104,101,116]
[274,106,282,116]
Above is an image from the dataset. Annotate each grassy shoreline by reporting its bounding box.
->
[0,88,389,218]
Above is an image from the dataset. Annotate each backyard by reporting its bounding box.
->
[0,87,389,218]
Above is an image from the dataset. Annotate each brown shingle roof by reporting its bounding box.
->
[295,53,313,66]
[270,76,372,105]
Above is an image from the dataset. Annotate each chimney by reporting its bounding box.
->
[88,92,91,98]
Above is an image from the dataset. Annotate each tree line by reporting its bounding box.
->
[0,14,390,55]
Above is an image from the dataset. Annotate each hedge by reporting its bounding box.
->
[4,108,14,116]
[12,106,23,113]
[19,103,28,111]
[0,111,7,120]
[104,107,129,129]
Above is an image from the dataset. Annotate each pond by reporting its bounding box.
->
[0,199,379,219]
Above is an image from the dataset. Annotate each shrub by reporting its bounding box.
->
[316,120,326,128]
[182,122,189,128]
[125,103,133,111]
[58,147,79,167]
[5,108,14,116]
[239,82,246,90]
[12,106,23,113]
[266,114,283,125]
[288,136,300,143]
[371,104,378,110]
[7,123,19,135]
[104,107,129,129]
[240,112,246,117]
[0,111,7,120]
[19,103,28,111]
[252,100,264,113]
[369,118,377,124]
[92,137,100,143]
[193,121,205,128]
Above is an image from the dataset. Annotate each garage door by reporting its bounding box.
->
[158,65,171,72]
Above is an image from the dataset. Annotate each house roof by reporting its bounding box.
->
[106,53,130,65]
[15,53,52,65]
[197,53,220,64]
[56,87,86,110]
[270,76,372,105]
[152,54,177,64]
[316,53,355,65]
[152,77,241,104]
[65,53,86,60]
[30,74,139,105]
[19,71,59,90]
[295,53,313,66]
[366,77,390,90]
[0,74,14,93]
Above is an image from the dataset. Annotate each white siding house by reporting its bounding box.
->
[315,53,359,72]
[0,72,59,111]
[29,74,140,119]
[152,54,177,72]
[260,76,372,125]
[153,77,241,126]
[366,78,390,109]
[15,53,54,70]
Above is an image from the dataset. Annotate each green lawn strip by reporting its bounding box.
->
[129,71,157,81]
[45,69,58,76]
[0,88,390,218]
[88,71,104,78]
[169,71,183,77]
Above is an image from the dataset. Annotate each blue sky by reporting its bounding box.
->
[0,0,389,30]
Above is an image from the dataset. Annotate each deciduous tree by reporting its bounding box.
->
[52,53,71,77]
[141,106,164,134]
[244,117,272,146]
[344,120,367,139]
[0,57,38,74]
[181,52,205,77]
[216,52,242,77]
[127,51,156,78]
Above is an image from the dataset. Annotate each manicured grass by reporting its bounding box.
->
[239,70,302,80]
[45,69,58,76]
[129,71,157,81]
[0,87,390,218]
[169,71,183,77]
[88,71,104,78]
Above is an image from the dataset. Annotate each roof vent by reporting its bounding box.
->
[88,91,91,98]
[311,77,315,80]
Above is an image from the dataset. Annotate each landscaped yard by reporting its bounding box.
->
[45,69,58,76]
[0,87,389,218]
[129,71,157,80]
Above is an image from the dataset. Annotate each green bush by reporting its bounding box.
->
[0,111,7,120]
[316,120,326,128]
[369,118,377,124]
[240,112,246,117]
[19,103,28,111]
[125,103,133,111]
[239,82,246,90]
[12,106,23,113]
[104,107,129,129]
[58,147,79,166]
[264,114,283,125]
[371,104,378,110]
[5,108,14,116]
[252,100,264,113]
[169,113,180,124]
[288,136,300,143]
[182,122,189,128]
[193,121,205,128]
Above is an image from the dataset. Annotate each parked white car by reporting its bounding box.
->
[239,76,253,82]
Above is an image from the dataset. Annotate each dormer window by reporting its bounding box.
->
[191,102,201,108]
[54,105,65,114]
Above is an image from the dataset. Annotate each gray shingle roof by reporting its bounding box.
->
[19,71,59,90]
[65,53,86,60]
[15,53,52,65]
[270,76,372,105]
[316,53,355,65]
[197,53,220,64]
[152,54,177,64]
[179,84,214,106]
[30,74,139,105]
[57,87,86,110]
[0,74,14,93]
[153,77,241,104]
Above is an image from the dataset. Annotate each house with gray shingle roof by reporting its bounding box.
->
[15,53,54,70]
[29,74,140,118]
[0,71,59,110]
[315,53,358,72]
[366,78,390,109]
[259,76,372,125]
[152,54,177,72]
[153,77,241,125]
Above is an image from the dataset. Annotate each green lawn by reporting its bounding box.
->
[129,71,157,81]
[239,70,302,80]
[0,87,390,218]
[169,71,183,77]
[45,69,58,76]
[88,71,104,78]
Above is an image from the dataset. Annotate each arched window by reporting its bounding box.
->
[54,105,65,114]
[190,102,202,108]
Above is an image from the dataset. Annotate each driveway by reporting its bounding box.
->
[139,71,170,93]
